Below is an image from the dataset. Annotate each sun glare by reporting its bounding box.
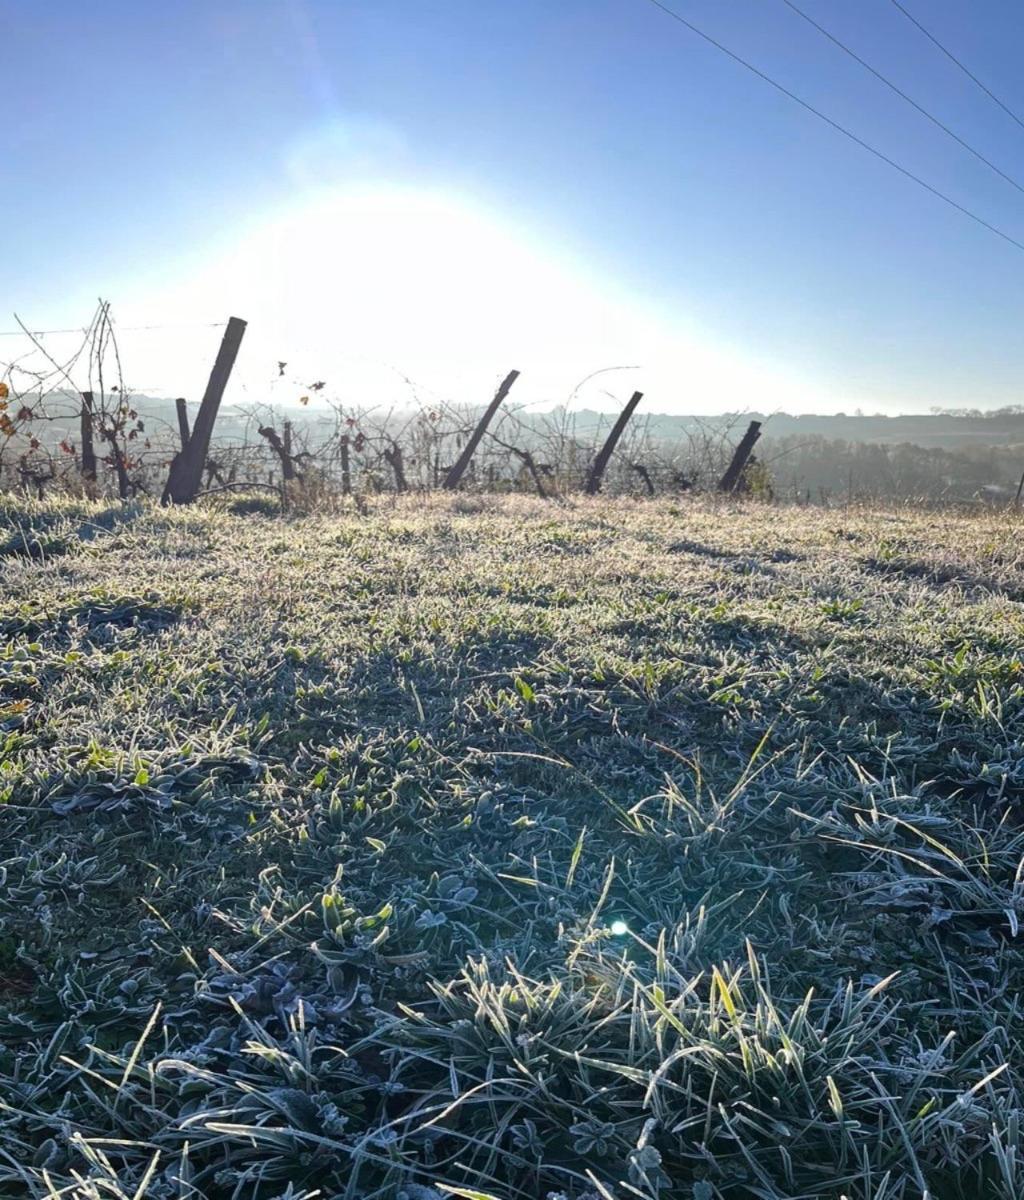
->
[131,185,819,411]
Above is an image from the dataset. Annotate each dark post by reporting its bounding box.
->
[175,398,191,451]
[443,370,519,490]
[164,317,246,503]
[80,391,97,484]
[584,391,643,495]
[339,435,351,495]
[718,420,762,493]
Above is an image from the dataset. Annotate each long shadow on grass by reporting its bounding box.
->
[860,553,1024,601]
[0,503,141,560]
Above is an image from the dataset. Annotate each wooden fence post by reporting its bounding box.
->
[339,435,351,495]
[584,391,643,495]
[718,420,762,493]
[80,391,97,484]
[163,317,246,503]
[175,398,191,452]
[443,369,520,490]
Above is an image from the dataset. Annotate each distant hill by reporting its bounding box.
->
[26,392,1024,455]
[566,407,1024,451]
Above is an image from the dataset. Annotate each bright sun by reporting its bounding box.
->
[126,186,818,412]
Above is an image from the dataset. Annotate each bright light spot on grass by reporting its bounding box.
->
[610,920,629,936]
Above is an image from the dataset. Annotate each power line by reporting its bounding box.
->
[889,0,1024,134]
[781,0,1024,196]
[639,0,1024,255]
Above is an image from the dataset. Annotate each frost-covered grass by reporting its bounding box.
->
[2,492,1024,1199]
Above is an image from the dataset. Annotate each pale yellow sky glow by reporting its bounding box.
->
[108,186,826,414]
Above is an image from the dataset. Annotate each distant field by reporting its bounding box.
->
[2,493,1024,1200]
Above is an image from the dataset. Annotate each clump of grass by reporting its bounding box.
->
[226,493,282,518]
[0,493,1022,1198]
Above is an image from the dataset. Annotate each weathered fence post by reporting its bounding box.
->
[339,435,351,495]
[163,317,246,504]
[175,398,191,452]
[443,369,520,490]
[718,420,762,493]
[584,391,643,495]
[80,391,97,484]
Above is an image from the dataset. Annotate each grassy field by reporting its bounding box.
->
[2,493,1024,1200]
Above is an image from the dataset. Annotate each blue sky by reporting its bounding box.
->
[6,0,1024,413]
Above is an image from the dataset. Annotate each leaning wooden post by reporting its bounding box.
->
[584,391,643,495]
[164,317,246,504]
[80,391,97,484]
[718,420,762,493]
[175,398,191,452]
[442,369,519,490]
